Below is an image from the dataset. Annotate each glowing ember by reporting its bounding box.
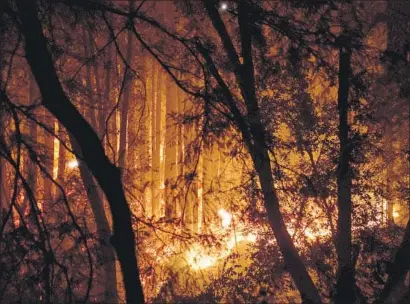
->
[67,159,79,169]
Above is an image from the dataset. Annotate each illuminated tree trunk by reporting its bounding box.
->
[16,1,144,302]
[56,123,65,185]
[165,76,178,219]
[203,143,218,228]
[88,29,105,140]
[197,146,203,233]
[42,108,54,206]
[158,71,166,218]
[175,82,184,220]
[143,56,153,218]
[151,62,159,218]
[103,41,112,149]
[334,39,355,304]
[82,26,99,133]
[118,10,134,170]
[104,42,118,162]
[25,75,38,215]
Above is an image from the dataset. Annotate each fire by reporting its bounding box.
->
[186,209,258,270]
[67,159,79,169]
[217,208,232,228]
[186,244,218,270]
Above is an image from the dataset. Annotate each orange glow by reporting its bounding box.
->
[185,209,258,270]
[67,159,79,169]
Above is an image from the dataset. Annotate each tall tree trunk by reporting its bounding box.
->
[41,107,54,207]
[118,1,134,170]
[164,76,177,219]
[82,26,98,132]
[88,29,105,140]
[201,2,322,302]
[158,71,166,219]
[70,136,118,303]
[81,24,118,302]
[56,123,65,185]
[151,62,159,218]
[142,56,153,218]
[250,143,322,304]
[175,80,184,220]
[334,40,355,304]
[16,1,144,302]
[25,74,38,219]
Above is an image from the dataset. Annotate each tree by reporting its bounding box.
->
[12,1,145,302]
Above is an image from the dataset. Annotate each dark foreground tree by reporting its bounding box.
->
[12,0,144,302]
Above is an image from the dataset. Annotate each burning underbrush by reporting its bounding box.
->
[135,205,341,303]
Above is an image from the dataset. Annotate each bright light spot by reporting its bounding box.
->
[220,2,228,11]
[186,210,258,270]
[186,244,218,270]
[68,159,79,169]
[246,233,257,242]
[218,208,232,228]
[393,211,399,218]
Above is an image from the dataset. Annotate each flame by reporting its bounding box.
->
[186,244,218,270]
[67,159,79,169]
[393,211,399,218]
[217,208,232,228]
[186,209,257,270]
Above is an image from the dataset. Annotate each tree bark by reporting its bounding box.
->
[15,1,144,302]
[334,40,355,304]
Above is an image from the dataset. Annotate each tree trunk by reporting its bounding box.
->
[151,62,159,218]
[16,1,144,302]
[164,76,177,219]
[249,138,322,304]
[70,136,118,303]
[142,56,153,218]
[201,2,322,302]
[25,74,38,219]
[334,41,355,304]
[41,107,54,206]
[118,1,134,170]
[81,24,118,302]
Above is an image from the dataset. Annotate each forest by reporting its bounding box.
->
[0,0,409,303]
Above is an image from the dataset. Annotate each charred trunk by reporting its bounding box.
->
[334,39,355,304]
